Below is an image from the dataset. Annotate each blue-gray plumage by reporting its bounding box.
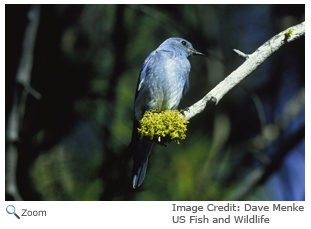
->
[125,37,204,189]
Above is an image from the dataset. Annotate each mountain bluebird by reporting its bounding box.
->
[125,37,204,189]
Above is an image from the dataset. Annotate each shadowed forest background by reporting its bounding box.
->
[5,4,305,201]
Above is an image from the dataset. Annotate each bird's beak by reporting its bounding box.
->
[191,48,205,56]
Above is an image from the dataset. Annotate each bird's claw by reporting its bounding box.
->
[151,108,161,113]
[180,107,190,116]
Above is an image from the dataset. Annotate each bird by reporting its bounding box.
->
[124,37,204,189]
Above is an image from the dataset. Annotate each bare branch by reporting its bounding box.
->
[233,49,249,60]
[6,4,41,201]
[183,21,305,121]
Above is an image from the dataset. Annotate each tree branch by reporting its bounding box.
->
[6,4,41,201]
[183,21,305,121]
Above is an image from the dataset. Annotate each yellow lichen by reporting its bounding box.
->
[137,110,189,145]
[285,28,293,39]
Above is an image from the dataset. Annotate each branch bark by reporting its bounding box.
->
[183,21,305,121]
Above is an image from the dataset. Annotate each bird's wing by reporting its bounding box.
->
[137,50,157,92]
[123,50,158,162]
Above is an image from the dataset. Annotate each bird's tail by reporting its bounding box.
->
[131,140,154,189]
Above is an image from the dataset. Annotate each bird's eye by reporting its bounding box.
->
[181,40,187,46]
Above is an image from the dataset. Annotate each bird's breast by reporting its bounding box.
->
[135,53,190,120]
[149,57,189,110]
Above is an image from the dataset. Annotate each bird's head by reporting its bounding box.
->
[158,37,204,57]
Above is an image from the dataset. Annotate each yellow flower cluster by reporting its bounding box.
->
[138,110,189,145]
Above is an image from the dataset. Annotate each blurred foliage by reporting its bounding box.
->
[5,4,305,201]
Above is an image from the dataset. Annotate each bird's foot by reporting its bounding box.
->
[151,108,161,113]
[180,107,190,116]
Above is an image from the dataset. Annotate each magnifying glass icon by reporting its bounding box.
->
[6,205,20,219]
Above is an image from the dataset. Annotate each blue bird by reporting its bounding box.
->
[125,37,204,189]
